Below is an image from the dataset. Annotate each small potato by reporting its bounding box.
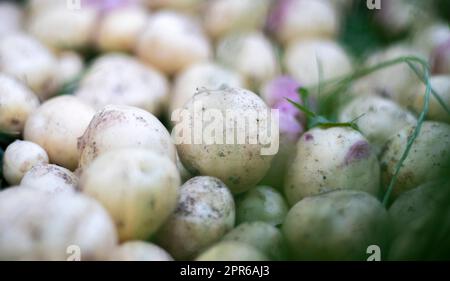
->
[283,190,390,260]
[222,222,286,260]
[284,39,352,90]
[77,105,176,170]
[284,127,380,206]
[96,5,148,52]
[2,140,49,185]
[156,176,235,260]
[413,22,450,55]
[0,2,23,38]
[235,186,288,226]
[203,0,271,39]
[81,148,180,241]
[0,74,40,134]
[110,241,173,261]
[0,33,58,100]
[20,163,78,194]
[380,121,450,197]
[174,87,276,193]
[267,0,339,45]
[24,96,95,170]
[169,61,244,116]
[0,188,117,260]
[431,39,450,75]
[136,11,211,75]
[338,95,417,155]
[75,54,169,115]
[195,241,267,261]
[55,51,84,86]
[216,32,278,90]
[412,75,450,123]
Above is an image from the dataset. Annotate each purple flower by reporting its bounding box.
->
[82,0,136,13]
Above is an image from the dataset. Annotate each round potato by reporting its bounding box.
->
[156,176,235,260]
[412,75,450,123]
[20,163,78,194]
[55,51,84,86]
[195,241,267,261]
[110,241,173,261]
[0,2,23,38]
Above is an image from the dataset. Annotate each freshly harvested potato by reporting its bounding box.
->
[24,96,95,170]
[156,176,235,260]
[283,190,390,260]
[0,2,23,38]
[20,163,78,194]
[2,140,49,185]
[80,148,180,241]
[55,51,84,86]
[0,74,40,134]
[110,241,173,261]
[0,188,117,260]
[77,105,176,171]
[195,241,267,261]
[412,75,450,123]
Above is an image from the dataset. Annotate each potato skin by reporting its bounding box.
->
[21,164,78,194]
[2,140,49,185]
[156,176,235,260]
[77,105,176,171]
[80,148,180,241]
[0,74,40,134]
[109,241,173,261]
[283,190,390,260]
[195,241,267,261]
[0,188,117,261]
[284,127,380,206]
[380,121,450,197]
[24,96,95,170]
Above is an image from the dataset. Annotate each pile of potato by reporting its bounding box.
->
[0,0,449,261]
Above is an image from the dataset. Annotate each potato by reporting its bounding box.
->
[222,222,286,260]
[156,176,235,260]
[216,32,278,90]
[266,0,339,45]
[174,87,276,193]
[0,2,23,38]
[0,188,117,260]
[284,39,352,90]
[169,61,244,116]
[0,33,58,100]
[0,74,40,134]
[203,0,271,39]
[96,5,148,52]
[283,190,390,260]
[195,241,267,261]
[80,148,180,241]
[77,105,176,171]
[412,75,450,123]
[380,121,450,197]
[75,54,169,115]
[20,163,78,194]
[235,186,288,226]
[431,39,450,74]
[413,22,450,55]
[136,11,211,75]
[55,51,84,86]
[338,95,417,155]
[24,96,95,170]
[110,241,173,261]
[2,140,49,186]
[285,127,380,206]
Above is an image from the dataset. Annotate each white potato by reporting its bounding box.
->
[55,51,84,86]
[110,241,173,261]
[0,2,23,38]
[20,163,78,194]
[195,241,267,261]
[413,75,450,123]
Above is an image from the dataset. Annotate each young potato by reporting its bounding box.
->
[0,74,40,135]
[0,33,58,100]
[75,54,169,115]
[80,148,180,241]
[110,241,173,261]
[174,87,276,194]
[283,190,390,261]
[216,32,278,90]
[2,140,49,186]
[412,75,450,123]
[136,11,211,75]
[195,241,267,261]
[222,222,286,260]
[169,61,244,117]
[284,127,380,206]
[156,176,235,260]
[431,39,450,74]
[0,188,117,260]
[0,2,23,38]
[380,121,450,198]
[235,186,288,226]
[77,105,176,171]
[338,95,417,155]
[96,5,148,52]
[24,96,95,170]
[284,39,352,90]
[203,0,271,40]
[55,51,84,87]
[20,164,78,194]
[266,0,339,46]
